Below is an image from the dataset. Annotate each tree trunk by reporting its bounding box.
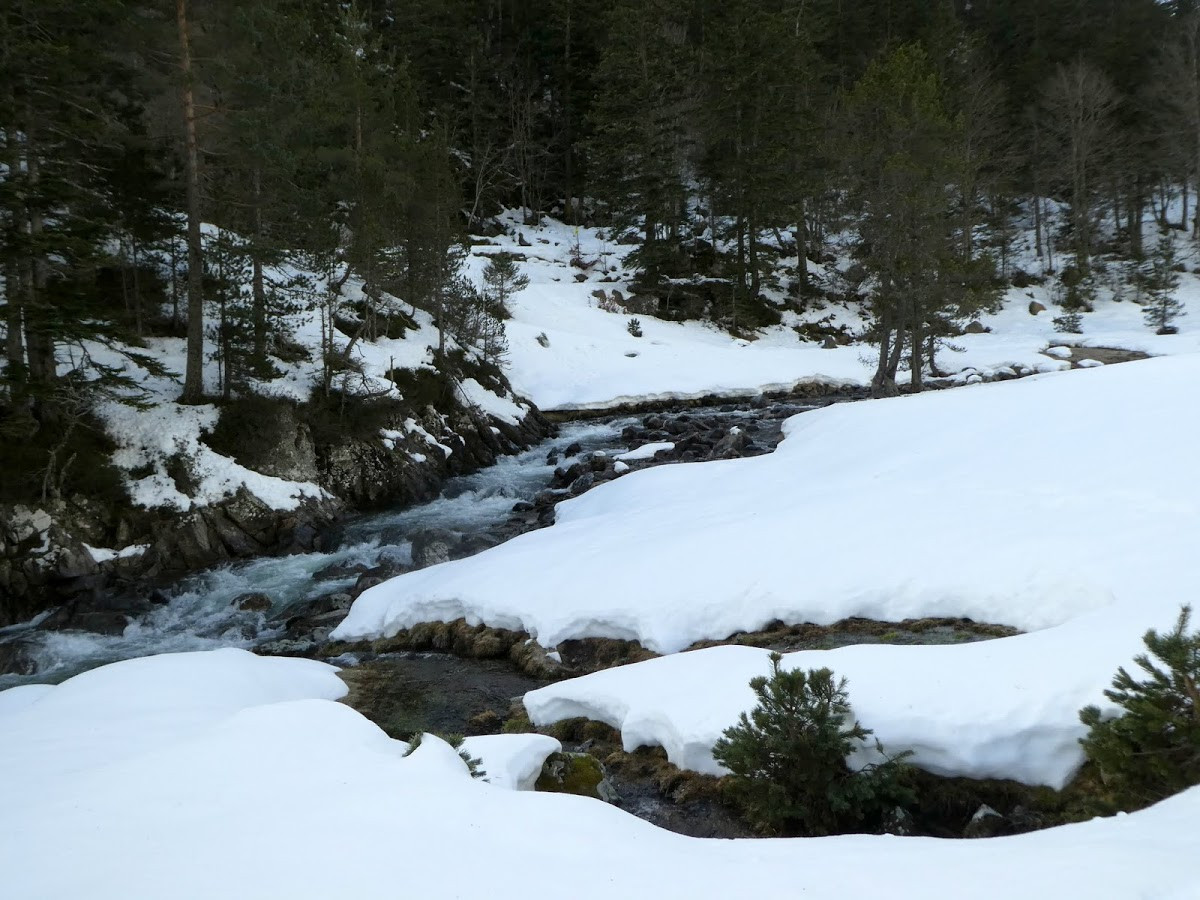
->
[3,132,23,371]
[23,140,55,387]
[793,197,808,296]
[178,0,205,403]
[251,167,267,367]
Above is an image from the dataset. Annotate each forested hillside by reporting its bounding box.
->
[1,0,1195,504]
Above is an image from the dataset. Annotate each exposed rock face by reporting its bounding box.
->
[1,381,552,626]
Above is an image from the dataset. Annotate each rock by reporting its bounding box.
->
[611,289,625,306]
[709,429,751,460]
[458,534,502,558]
[410,528,460,569]
[880,805,916,836]
[1028,300,1046,315]
[254,638,318,658]
[517,232,531,247]
[563,441,583,458]
[568,471,596,496]
[591,289,608,303]
[313,561,369,582]
[535,751,615,802]
[822,336,837,349]
[233,592,273,613]
[964,804,1006,839]
[963,320,988,334]
[352,574,386,597]
[0,638,39,676]
[466,709,503,735]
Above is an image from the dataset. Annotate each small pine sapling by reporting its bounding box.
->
[1142,234,1185,335]
[481,252,530,319]
[1079,605,1200,810]
[712,653,913,836]
[626,317,643,337]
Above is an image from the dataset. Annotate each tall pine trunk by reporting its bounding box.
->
[251,167,267,367]
[178,0,205,403]
[3,131,23,372]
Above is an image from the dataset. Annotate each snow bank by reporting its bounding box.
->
[3,649,1199,899]
[337,355,1200,785]
[462,733,561,791]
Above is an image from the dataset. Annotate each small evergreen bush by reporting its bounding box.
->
[626,317,643,337]
[713,653,913,836]
[1079,605,1200,811]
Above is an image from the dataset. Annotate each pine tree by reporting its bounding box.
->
[588,0,696,283]
[1142,233,1185,334]
[481,252,530,317]
[712,653,912,836]
[1080,606,1200,810]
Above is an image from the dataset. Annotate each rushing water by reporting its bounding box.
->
[0,417,642,689]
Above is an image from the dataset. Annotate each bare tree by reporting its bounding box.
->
[1040,60,1120,273]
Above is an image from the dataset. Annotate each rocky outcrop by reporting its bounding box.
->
[1,382,551,626]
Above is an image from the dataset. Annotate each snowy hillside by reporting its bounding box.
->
[470,210,1200,410]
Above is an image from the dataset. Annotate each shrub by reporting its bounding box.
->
[626,317,643,338]
[712,653,913,836]
[1079,605,1200,811]
[1052,312,1083,334]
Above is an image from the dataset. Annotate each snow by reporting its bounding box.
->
[336,354,1200,786]
[456,377,529,426]
[462,733,561,790]
[84,543,150,564]
[3,647,1200,899]
[615,440,675,461]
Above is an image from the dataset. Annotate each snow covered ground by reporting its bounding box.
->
[465,210,1200,410]
[3,648,1199,899]
[336,352,1200,787]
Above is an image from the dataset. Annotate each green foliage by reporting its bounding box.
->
[404,732,486,779]
[1079,606,1200,811]
[713,653,913,836]
[1142,234,1185,334]
[626,317,643,338]
[481,253,529,318]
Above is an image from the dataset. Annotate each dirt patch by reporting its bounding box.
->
[1061,346,1151,367]
[337,652,551,740]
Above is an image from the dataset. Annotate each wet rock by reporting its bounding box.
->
[0,638,39,676]
[563,441,583,458]
[709,429,751,460]
[964,804,1006,839]
[458,534,502,558]
[255,637,318,658]
[313,561,369,582]
[234,592,273,612]
[352,574,386,597]
[568,472,596,495]
[411,528,460,569]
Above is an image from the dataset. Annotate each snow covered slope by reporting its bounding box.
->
[3,649,1199,899]
[336,353,1200,785]
[466,211,1200,410]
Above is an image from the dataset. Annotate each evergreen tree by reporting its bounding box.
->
[481,252,530,317]
[713,653,913,836]
[1142,233,1185,334]
[588,0,696,282]
[1080,606,1200,810]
